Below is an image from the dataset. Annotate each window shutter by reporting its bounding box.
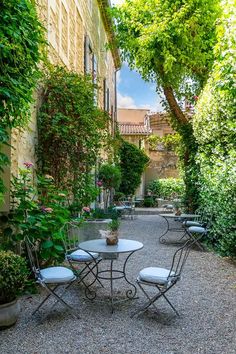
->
[106,87,110,112]
[84,35,90,74]
[103,79,107,110]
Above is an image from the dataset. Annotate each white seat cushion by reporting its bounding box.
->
[40,266,75,283]
[68,249,99,262]
[183,220,202,227]
[139,267,175,285]
[188,226,207,234]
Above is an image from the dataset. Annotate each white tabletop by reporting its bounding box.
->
[159,213,200,218]
[79,238,143,254]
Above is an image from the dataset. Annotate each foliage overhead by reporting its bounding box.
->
[118,140,149,196]
[193,1,236,257]
[113,0,220,101]
[38,66,111,206]
[113,0,221,211]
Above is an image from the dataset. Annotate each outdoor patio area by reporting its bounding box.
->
[0,215,235,354]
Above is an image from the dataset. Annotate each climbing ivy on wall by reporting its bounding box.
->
[0,0,44,199]
[193,3,236,258]
[37,66,111,209]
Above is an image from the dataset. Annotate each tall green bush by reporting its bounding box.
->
[193,3,236,257]
[118,140,149,196]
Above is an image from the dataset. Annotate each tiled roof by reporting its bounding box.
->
[118,123,151,135]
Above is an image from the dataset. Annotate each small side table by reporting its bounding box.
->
[159,213,200,244]
[79,238,143,313]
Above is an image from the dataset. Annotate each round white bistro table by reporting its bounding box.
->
[79,238,143,312]
[159,213,200,244]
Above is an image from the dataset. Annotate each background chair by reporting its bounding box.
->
[25,237,78,318]
[186,226,208,251]
[131,235,204,318]
[61,222,103,298]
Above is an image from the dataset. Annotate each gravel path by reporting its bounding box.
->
[1,215,235,354]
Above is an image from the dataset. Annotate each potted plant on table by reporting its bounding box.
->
[106,219,120,245]
[0,250,29,328]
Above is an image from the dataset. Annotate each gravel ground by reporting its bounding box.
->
[1,215,235,354]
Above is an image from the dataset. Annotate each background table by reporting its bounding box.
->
[79,239,143,312]
[159,213,200,244]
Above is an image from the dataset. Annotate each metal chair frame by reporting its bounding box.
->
[25,237,78,318]
[131,235,204,318]
[61,222,103,299]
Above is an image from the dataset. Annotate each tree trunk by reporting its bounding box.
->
[163,86,189,124]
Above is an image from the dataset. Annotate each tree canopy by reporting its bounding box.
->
[113,0,221,123]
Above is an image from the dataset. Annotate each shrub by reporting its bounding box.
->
[193,4,236,258]
[148,178,185,200]
[5,165,70,264]
[0,250,29,304]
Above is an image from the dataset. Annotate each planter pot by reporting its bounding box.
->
[106,231,119,245]
[0,299,20,328]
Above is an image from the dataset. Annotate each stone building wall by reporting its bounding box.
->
[2,0,120,212]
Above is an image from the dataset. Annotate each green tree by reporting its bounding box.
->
[118,140,149,196]
[113,0,221,209]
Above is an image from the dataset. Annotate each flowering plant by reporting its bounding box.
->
[5,164,71,264]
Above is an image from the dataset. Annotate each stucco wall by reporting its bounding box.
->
[11,0,118,170]
[1,0,119,212]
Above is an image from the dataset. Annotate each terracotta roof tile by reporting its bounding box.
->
[118,123,151,135]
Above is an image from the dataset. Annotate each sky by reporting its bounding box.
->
[111,0,164,113]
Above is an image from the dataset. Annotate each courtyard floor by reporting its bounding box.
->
[0,215,235,354]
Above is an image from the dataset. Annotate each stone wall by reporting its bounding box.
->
[1,0,119,212]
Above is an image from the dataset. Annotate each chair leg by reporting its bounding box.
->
[131,281,179,318]
[33,283,79,319]
[156,285,180,316]
[186,231,205,251]
[44,284,79,319]
[131,282,162,317]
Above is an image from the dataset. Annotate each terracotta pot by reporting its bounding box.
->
[0,299,20,328]
[106,231,118,245]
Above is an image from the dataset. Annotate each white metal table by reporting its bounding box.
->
[159,213,200,244]
[79,238,143,312]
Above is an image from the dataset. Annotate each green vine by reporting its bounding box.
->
[0,0,44,199]
[37,66,111,210]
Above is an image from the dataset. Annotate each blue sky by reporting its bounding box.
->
[111,0,163,112]
[117,64,164,112]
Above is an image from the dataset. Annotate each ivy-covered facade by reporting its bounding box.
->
[0,0,121,212]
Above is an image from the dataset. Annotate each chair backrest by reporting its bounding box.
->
[25,237,41,279]
[60,221,80,253]
[168,235,203,281]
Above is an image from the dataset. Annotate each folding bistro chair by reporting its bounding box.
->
[61,222,103,298]
[131,235,204,318]
[25,237,78,318]
[186,226,208,251]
